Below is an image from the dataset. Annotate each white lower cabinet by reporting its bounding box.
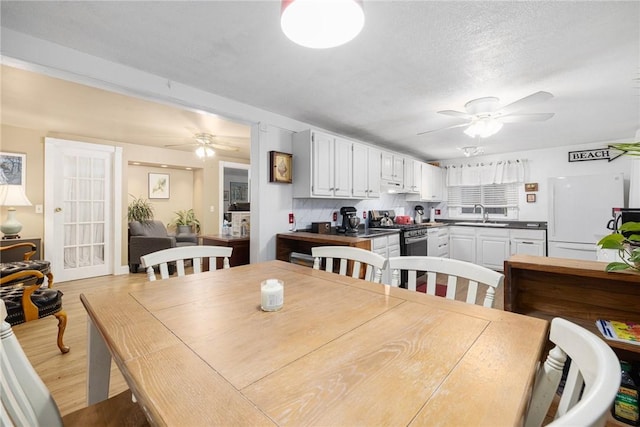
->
[371,233,400,285]
[449,226,547,270]
[510,229,547,257]
[427,227,449,258]
[449,226,476,263]
[476,228,510,270]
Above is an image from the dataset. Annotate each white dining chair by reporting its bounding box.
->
[140,245,233,281]
[311,246,387,283]
[524,317,621,427]
[387,256,504,307]
[0,300,148,427]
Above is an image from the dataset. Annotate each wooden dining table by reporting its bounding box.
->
[81,260,549,426]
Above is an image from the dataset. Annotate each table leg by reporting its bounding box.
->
[86,317,111,405]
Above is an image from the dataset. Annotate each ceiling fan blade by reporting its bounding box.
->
[437,110,473,119]
[499,113,555,123]
[417,122,470,136]
[210,143,239,152]
[164,142,199,148]
[500,91,553,114]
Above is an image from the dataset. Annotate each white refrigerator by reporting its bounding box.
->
[547,173,624,260]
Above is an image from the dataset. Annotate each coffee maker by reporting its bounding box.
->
[337,206,360,234]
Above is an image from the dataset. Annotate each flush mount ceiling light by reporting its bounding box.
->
[458,146,484,157]
[281,0,365,49]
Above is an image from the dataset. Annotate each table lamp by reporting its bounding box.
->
[0,185,33,239]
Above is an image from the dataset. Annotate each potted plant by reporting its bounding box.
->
[597,221,640,272]
[168,209,201,234]
[127,195,154,223]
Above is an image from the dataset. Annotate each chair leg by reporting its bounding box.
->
[54,310,70,354]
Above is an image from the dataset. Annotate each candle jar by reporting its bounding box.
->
[261,279,284,312]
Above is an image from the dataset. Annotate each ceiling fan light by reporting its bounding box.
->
[281,0,364,49]
[464,118,503,138]
[195,146,215,158]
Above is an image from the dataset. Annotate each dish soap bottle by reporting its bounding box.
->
[240,219,249,237]
[612,360,639,426]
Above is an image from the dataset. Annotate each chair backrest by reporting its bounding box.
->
[140,245,233,281]
[129,220,168,237]
[387,256,504,307]
[311,246,387,283]
[0,300,63,427]
[524,318,621,427]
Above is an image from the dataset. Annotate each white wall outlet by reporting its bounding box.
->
[35,204,43,214]
[210,205,215,213]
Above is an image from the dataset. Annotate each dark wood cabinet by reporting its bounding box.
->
[200,235,249,269]
[504,254,640,360]
[1,238,42,261]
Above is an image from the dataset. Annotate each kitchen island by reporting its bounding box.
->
[504,254,640,360]
[276,230,399,263]
[201,234,249,268]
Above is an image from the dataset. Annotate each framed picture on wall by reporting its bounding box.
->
[269,151,293,183]
[149,173,170,199]
[230,181,248,203]
[0,152,26,186]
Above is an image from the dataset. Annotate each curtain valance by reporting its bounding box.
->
[445,159,526,187]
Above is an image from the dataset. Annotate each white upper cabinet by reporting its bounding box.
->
[381,152,404,184]
[421,163,444,201]
[403,158,421,194]
[353,144,381,199]
[294,130,388,199]
[294,130,353,198]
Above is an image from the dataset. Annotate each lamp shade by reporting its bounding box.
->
[281,0,365,49]
[0,185,32,207]
[195,146,215,159]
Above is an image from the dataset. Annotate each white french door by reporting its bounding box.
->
[45,138,122,282]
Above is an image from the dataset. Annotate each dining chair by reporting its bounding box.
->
[0,300,148,427]
[524,317,620,427]
[0,268,69,354]
[311,246,387,283]
[387,256,504,308]
[140,245,233,281]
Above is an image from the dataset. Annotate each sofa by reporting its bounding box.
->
[128,220,198,273]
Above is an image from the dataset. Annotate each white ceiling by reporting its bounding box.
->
[1,1,639,161]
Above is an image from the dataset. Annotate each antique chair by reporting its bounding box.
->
[0,243,68,353]
[387,256,504,308]
[311,246,387,283]
[0,300,148,426]
[524,317,620,427]
[140,245,233,281]
[128,220,198,273]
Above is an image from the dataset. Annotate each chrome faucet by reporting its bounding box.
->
[474,203,489,223]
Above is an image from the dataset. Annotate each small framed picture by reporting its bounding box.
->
[0,152,26,186]
[269,151,293,183]
[149,173,170,199]
[526,193,536,203]
[524,183,538,192]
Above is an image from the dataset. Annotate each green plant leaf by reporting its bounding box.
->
[597,234,625,248]
[605,262,631,271]
[619,221,640,232]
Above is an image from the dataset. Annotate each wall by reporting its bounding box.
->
[127,164,195,231]
[0,124,46,242]
[438,140,634,221]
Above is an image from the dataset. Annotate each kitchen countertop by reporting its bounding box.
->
[436,219,548,230]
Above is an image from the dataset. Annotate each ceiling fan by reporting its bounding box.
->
[164,132,244,158]
[418,91,554,138]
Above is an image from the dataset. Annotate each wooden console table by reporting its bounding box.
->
[1,238,42,262]
[200,234,249,269]
[504,254,640,359]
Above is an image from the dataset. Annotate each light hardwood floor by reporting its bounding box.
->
[11,270,623,426]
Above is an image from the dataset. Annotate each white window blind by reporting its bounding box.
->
[448,183,519,218]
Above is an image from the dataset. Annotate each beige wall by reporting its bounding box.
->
[1,124,46,243]
[1,123,248,266]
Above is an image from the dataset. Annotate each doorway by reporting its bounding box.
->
[219,162,250,229]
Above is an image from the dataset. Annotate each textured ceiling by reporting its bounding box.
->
[1,1,639,160]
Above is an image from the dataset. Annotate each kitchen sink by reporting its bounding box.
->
[454,222,509,227]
